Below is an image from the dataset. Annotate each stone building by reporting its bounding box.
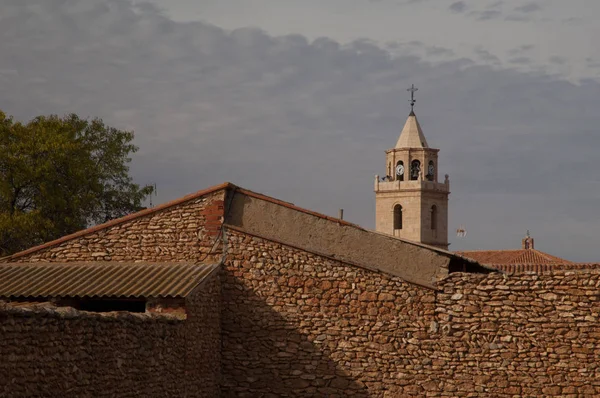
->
[2,92,600,396]
[374,110,449,249]
[2,182,600,396]
[0,261,221,397]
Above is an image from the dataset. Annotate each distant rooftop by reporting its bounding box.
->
[455,232,582,273]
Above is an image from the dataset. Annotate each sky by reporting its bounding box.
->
[1,0,600,261]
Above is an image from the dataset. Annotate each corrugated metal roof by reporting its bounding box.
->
[0,262,218,299]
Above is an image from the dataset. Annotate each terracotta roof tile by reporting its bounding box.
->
[492,263,600,274]
[0,262,218,299]
[456,249,573,266]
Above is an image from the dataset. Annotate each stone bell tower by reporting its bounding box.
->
[374,85,449,249]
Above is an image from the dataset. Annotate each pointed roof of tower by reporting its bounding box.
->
[395,111,429,148]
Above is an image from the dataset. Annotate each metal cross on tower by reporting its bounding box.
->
[407,84,418,112]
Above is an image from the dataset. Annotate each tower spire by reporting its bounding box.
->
[407,84,418,114]
[375,86,449,249]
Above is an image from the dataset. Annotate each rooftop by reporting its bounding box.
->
[455,248,572,268]
[0,262,218,299]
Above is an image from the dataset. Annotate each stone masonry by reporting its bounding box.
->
[4,184,600,397]
[222,227,600,397]
[221,227,437,397]
[8,190,225,263]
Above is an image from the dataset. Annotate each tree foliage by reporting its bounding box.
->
[0,111,153,256]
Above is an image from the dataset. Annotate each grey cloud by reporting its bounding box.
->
[474,48,501,64]
[2,0,600,261]
[508,45,534,56]
[474,9,502,20]
[504,14,531,22]
[504,2,541,22]
[549,56,567,65]
[449,2,467,13]
[563,17,583,25]
[425,46,455,57]
[464,1,504,21]
[514,2,541,13]
[508,56,531,65]
[586,58,600,68]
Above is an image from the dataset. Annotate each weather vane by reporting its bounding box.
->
[407,84,418,112]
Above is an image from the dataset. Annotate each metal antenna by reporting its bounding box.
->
[149,183,157,208]
[407,84,418,112]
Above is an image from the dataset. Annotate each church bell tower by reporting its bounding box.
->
[374,85,449,249]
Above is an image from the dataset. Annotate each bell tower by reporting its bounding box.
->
[374,85,449,249]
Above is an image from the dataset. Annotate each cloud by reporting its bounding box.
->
[474,48,501,64]
[586,58,600,69]
[508,44,534,56]
[474,9,502,20]
[1,0,600,261]
[549,56,567,65]
[508,56,531,65]
[425,46,455,57]
[449,1,467,13]
[514,2,541,13]
[503,2,541,21]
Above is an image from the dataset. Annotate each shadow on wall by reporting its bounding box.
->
[220,274,369,397]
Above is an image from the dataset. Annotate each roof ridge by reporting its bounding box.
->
[1,182,234,262]
[533,249,573,264]
[457,249,523,253]
[235,187,361,229]
[223,224,447,290]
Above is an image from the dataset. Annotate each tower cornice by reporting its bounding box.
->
[385,147,439,154]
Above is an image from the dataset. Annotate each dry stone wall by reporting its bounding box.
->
[221,228,437,397]
[185,268,222,396]
[222,228,600,397]
[434,271,600,397]
[0,271,221,398]
[6,191,225,263]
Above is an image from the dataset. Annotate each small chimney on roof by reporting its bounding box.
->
[522,230,534,250]
[338,209,344,220]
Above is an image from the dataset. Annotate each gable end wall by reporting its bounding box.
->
[5,190,226,263]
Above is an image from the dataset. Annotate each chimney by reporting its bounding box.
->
[522,230,534,250]
[338,209,344,220]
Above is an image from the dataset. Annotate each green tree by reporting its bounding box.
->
[0,111,153,256]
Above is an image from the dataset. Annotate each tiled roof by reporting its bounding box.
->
[0,262,217,299]
[492,263,600,274]
[456,249,572,266]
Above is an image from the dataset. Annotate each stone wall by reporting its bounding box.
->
[5,191,225,263]
[221,228,437,397]
[222,227,600,397]
[433,271,600,397]
[0,270,221,398]
[185,267,222,396]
